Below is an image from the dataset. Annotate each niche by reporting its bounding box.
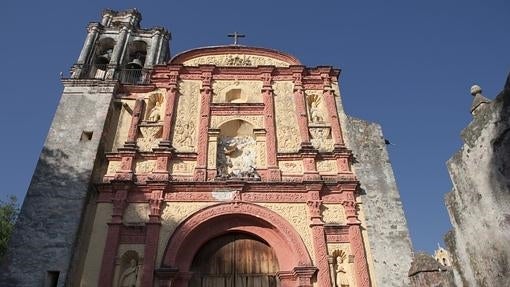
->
[144,92,164,123]
[216,120,259,179]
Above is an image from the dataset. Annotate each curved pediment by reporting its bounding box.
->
[170,45,301,67]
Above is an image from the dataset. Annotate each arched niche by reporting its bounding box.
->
[94,37,116,65]
[160,202,314,285]
[216,120,258,179]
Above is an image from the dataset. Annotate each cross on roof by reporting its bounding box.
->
[228,32,245,45]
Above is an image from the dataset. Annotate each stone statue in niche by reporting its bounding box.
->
[216,136,260,180]
[146,93,164,123]
[119,258,140,287]
[307,94,325,124]
[334,250,350,287]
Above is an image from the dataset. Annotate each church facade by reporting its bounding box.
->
[0,10,413,287]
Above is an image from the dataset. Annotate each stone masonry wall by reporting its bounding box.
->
[341,113,414,286]
[0,80,117,287]
[444,80,510,287]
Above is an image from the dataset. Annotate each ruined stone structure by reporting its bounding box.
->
[0,9,413,287]
[443,76,510,287]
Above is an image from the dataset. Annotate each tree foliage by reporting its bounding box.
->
[0,196,19,259]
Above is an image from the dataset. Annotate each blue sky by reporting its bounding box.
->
[1,1,509,253]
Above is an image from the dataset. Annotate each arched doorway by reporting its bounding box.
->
[190,233,279,287]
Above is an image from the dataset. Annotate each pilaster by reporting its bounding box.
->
[194,66,214,181]
[321,69,344,147]
[99,186,129,287]
[260,68,280,181]
[141,188,165,287]
[306,186,332,287]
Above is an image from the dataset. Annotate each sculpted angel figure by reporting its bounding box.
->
[119,259,139,287]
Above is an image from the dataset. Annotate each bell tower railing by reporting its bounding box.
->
[73,64,152,85]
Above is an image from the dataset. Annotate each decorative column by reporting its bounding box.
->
[341,184,371,287]
[260,68,280,181]
[145,29,162,68]
[115,98,144,181]
[292,68,320,181]
[152,68,180,181]
[98,186,129,286]
[101,9,113,26]
[73,23,101,78]
[306,186,332,287]
[107,25,130,79]
[141,188,165,287]
[194,67,214,181]
[207,129,220,180]
[321,70,344,148]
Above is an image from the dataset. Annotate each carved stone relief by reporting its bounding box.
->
[274,81,301,152]
[316,160,337,174]
[256,142,267,168]
[170,160,196,174]
[137,124,162,152]
[278,160,304,174]
[322,204,346,224]
[183,54,290,67]
[107,161,122,175]
[210,116,263,129]
[212,80,263,103]
[309,126,334,152]
[171,80,201,152]
[135,160,156,174]
[216,136,259,179]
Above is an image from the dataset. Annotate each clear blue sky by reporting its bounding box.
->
[1,1,509,254]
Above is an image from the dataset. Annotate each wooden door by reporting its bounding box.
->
[190,233,279,287]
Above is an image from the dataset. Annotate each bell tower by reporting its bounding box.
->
[0,9,171,287]
[72,9,170,83]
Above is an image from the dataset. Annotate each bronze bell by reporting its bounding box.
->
[126,58,143,69]
[96,49,112,65]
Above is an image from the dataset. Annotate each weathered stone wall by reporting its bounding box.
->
[408,253,455,287]
[0,80,117,287]
[444,81,510,287]
[340,111,414,286]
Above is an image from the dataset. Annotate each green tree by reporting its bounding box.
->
[0,196,19,259]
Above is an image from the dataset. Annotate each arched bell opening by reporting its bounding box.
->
[121,40,148,84]
[90,37,115,78]
[189,232,280,287]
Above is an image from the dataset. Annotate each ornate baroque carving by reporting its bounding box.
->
[274,81,301,152]
[216,136,259,180]
[278,160,304,174]
[170,160,196,174]
[171,80,201,152]
[137,125,163,152]
[317,160,337,174]
[182,54,290,67]
[107,161,122,175]
[135,160,156,174]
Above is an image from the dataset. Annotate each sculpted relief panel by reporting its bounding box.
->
[171,80,201,152]
[305,90,334,152]
[216,135,259,180]
[182,54,290,67]
[274,81,301,153]
[278,161,304,174]
[170,160,196,175]
[212,80,263,103]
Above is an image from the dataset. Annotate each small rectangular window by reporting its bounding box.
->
[45,271,59,287]
[80,131,93,141]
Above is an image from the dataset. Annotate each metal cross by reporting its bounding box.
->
[228,32,245,45]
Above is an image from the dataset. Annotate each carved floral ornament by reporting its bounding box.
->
[181,54,291,67]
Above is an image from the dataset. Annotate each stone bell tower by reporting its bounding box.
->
[0,9,170,287]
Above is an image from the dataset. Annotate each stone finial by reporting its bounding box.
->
[470,84,490,115]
